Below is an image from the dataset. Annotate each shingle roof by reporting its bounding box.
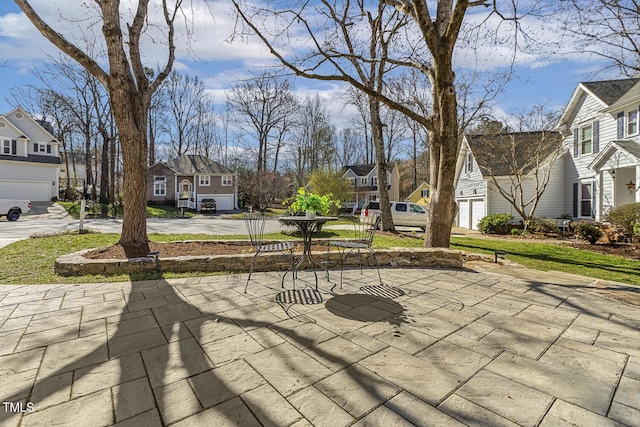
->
[466,131,563,177]
[582,78,640,106]
[165,155,234,174]
[615,140,640,159]
[341,163,394,177]
[0,154,61,165]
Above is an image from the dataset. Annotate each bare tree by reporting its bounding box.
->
[562,0,640,75]
[291,95,336,185]
[16,0,181,257]
[162,71,212,157]
[232,0,525,244]
[227,71,298,173]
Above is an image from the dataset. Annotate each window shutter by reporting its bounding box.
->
[617,112,624,138]
[11,140,16,155]
[591,180,597,218]
[46,144,51,154]
[572,183,578,217]
[593,121,599,153]
[33,143,38,152]
[573,128,579,157]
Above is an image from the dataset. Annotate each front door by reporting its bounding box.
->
[180,179,192,199]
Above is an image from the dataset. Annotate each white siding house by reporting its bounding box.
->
[557,78,640,221]
[454,77,640,229]
[454,131,564,229]
[0,107,61,201]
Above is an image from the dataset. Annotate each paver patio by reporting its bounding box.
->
[1,266,639,426]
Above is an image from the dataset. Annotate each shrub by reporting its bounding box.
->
[477,213,513,234]
[605,203,640,234]
[528,217,559,234]
[510,228,522,236]
[574,221,603,245]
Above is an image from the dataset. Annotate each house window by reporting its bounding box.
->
[33,143,49,153]
[372,177,378,186]
[222,175,233,186]
[154,176,166,196]
[2,139,14,155]
[360,178,367,185]
[465,153,473,173]
[628,109,638,135]
[199,175,210,186]
[347,178,355,187]
[580,126,592,154]
[421,189,429,198]
[580,183,592,217]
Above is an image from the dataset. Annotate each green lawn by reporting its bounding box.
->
[0,231,637,286]
[450,237,640,286]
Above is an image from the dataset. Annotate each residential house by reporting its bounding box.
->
[454,131,564,230]
[340,163,400,210]
[0,107,61,201]
[454,77,640,229]
[405,182,431,207]
[147,155,238,211]
[558,78,640,221]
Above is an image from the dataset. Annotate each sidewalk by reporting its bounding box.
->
[1,266,639,426]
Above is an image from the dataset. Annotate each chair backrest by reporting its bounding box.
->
[243,213,267,247]
[350,213,380,246]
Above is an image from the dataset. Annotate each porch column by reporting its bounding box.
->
[636,165,640,203]
[597,171,603,222]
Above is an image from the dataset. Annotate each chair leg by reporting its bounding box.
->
[245,252,260,293]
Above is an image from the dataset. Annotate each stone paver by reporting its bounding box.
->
[1,266,639,426]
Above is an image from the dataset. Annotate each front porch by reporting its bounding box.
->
[590,140,640,220]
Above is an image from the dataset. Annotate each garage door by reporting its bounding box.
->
[197,194,235,211]
[458,200,469,229]
[0,180,51,201]
[470,199,485,230]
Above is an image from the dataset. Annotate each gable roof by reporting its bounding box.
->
[465,131,563,177]
[4,107,58,143]
[164,155,234,175]
[582,78,640,106]
[589,139,640,171]
[557,78,640,131]
[340,163,395,177]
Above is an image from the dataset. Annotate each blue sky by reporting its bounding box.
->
[0,1,621,130]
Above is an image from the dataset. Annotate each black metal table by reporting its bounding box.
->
[278,216,337,289]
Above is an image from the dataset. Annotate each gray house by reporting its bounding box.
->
[147,155,238,211]
[0,107,61,201]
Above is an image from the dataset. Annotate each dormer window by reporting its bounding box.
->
[360,178,367,185]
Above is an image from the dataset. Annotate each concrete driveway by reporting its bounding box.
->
[1,266,638,426]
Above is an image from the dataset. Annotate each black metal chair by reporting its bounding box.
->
[326,213,382,288]
[243,213,296,293]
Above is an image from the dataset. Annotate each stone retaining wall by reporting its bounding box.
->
[55,241,463,276]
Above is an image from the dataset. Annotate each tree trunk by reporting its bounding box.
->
[424,60,458,248]
[370,98,395,232]
[99,130,110,216]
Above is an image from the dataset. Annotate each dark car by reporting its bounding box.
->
[200,198,217,213]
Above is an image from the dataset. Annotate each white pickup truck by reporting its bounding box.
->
[0,199,31,221]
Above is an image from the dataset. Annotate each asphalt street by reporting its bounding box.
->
[0,216,286,249]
